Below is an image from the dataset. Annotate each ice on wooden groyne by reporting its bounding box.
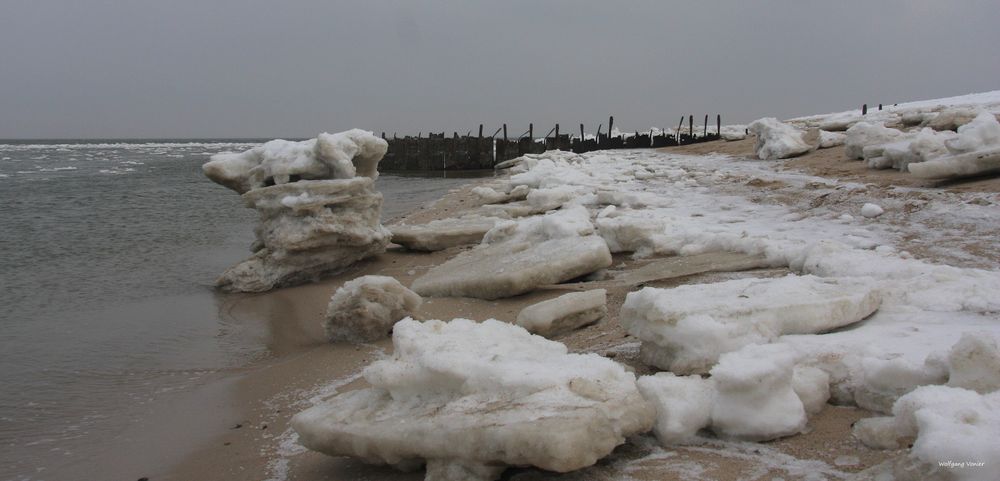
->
[202,130,390,292]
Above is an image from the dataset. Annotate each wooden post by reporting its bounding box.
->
[717,114,721,135]
[862,104,868,115]
[555,123,559,140]
[381,132,385,139]
[596,124,602,137]
[878,103,883,111]
[608,116,614,138]
[703,114,708,137]
[529,123,533,141]
[478,124,483,138]
[503,124,508,142]
[677,116,684,143]
[688,115,694,138]
[580,123,584,141]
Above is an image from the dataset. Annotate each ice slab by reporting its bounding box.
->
[390,216,501,251]
[324,275,422,342]
[620,275,882,374]
[844,122,907,160]
[908,147,1000,180]
[291,318,655,481]
[515,289,607,338]
[410,236,612,299]
[636,372,714,445]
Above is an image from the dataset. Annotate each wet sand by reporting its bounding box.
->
[158,140,1000,481]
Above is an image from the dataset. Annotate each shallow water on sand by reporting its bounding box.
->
[0,140,488,480]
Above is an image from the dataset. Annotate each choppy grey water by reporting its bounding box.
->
[0,139,487,480]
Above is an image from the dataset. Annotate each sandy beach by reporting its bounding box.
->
[147,133,1000,481]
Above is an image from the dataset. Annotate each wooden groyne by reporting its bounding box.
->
[379,115,724,171]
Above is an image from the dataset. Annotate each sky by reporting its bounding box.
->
[1,0,998,139]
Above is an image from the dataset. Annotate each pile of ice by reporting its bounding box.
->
[203,130,390,292]
[852,333,1000,481]
[620,275,882,374]
[747,118,817,160]
[292,318,654,481]
[324,276,422,342]
[638,343,831,444]
[515,289,607,338]
[411,206,612,299]
[720,125,748,141]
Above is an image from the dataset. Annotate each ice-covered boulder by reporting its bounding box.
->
[204,130,391,292]
[747,118,817,160]
[710,344,808,441]
[324,275,422,342]
[412,207,612,299]
[636,373,714,445]
[389,216,501,251]
[291,318,655,481]
[620,275,882,374]
[515,289,607,338]
[844,122,906,160]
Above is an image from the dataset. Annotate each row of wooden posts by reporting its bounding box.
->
[378,115,724,171]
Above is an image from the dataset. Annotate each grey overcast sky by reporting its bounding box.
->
[1,1,998,139]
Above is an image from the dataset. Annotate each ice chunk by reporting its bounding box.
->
[925,106,979,132]
[525,185,588,211]
[291,318,655,481]
[853,355,949,414]
[480,205,594,245]
[636,372,714,445]
[861,203,884,218]
[709,343,807,441]
[203,129,387,194]
[946,332,1000,394]
[215,178,390,292]
[621,275,882,374]
[859,386,1000,481]
[720,125,748,141]
[324,275,422,342]
[844,122,906,160]
[943,111,1000,155]
[747,118,816,160]
[410,236,612,299]
[595,214,666,256]
[390,216,501,251]
[908,147,1000,180]
[792,365,831,414]
[818,130,846,149]
[515,289,607,338]
[471,185,529,204]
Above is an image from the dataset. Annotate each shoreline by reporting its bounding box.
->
[158,138,1000,481]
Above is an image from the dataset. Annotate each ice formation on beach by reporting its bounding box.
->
[818,130,846,148]
[860,203,884,218]
[747,118,817,160]
[844,122,907,160]
[636,372,714,445]
[515,289,607,338]
[909,112,1000,179]
[389,216,501,251]
[292,318,654,481]
[411,206,612,299]
[620,275,882,374]
[324,275,422,342]
[202,130,390,292]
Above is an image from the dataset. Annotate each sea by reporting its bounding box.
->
[0,139,488,481]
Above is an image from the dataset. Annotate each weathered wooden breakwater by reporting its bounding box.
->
[379,115,724,171]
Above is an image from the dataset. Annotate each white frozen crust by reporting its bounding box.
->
[324,275,422,342]
[203,129,387,193]
[389,216,501,251]
[292,318,654,477]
